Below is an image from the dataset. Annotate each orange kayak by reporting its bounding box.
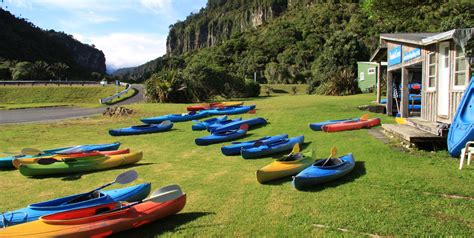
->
[12,149,130,168]
[0,192,186,237]
[321,118,381,132]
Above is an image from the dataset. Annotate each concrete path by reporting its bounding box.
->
[0,84,144,124]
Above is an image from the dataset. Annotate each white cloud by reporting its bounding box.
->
[75,33,167,70]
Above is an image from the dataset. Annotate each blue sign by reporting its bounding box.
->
[388,46,402,66]
[403,48,421,62]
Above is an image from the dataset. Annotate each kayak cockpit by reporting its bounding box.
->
[40,202,127,225]
[29,192,108,210]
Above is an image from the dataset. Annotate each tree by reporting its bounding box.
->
[49,62,69,80]
[11,61,33,80]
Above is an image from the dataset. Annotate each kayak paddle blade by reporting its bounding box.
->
[330,147,337,158]
[21,148,42,156]
[292,143,300,154]
[360,114,369,121]
[115,170,138,185]
[248,109,257,114]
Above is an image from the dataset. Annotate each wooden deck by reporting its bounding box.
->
[405,117,449,137]
[382,124,446,144]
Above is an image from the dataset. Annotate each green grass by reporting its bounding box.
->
[260,84,309,95]
[105,87,138,105]
[0,85,126,105]
[0,94,472,237]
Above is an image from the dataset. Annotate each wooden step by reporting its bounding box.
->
[405,117,448,137]
[381,124,446,144]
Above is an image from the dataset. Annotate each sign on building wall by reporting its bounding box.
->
[403,48,421,62]
[388,45,402,66]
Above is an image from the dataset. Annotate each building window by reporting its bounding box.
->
[427,52,436,88]
[454,45,466,88]
[360,72,365,81]
[368,68,375,75]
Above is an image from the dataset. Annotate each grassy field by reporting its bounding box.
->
[0,85,127,109]
[0,94,472,237]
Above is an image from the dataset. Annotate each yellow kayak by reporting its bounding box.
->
[220,101,244,107]
[19,152,143,177]
[256,150,314,184]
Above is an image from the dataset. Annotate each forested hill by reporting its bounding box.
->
[114,1,472,95]
[0,8,106,75]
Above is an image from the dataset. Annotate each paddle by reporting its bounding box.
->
[101,184,184,214]
[248,109,257,114]
[62,170,138,205]
[321,147,337,167]
[360,114,369,121]
[239,124,249,131]
[278,143,301,161]
[21,148,43,156]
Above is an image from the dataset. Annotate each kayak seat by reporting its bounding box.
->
[95,207,111,215]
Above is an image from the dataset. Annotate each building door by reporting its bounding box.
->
[437,42,450,117]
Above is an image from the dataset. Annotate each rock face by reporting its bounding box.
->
[165,0,313,55]
[0,9,106,74]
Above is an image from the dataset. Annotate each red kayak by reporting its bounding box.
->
[0,185,187,237]
[322,118,381,132]
[60,148,130,158]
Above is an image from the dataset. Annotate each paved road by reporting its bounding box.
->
[0,84,144,124]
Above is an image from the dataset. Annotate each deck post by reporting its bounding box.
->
[376,62,381,103]
[386,71,393,116]
[400,67,409,118]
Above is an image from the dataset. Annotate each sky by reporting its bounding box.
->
[2,0,208,71]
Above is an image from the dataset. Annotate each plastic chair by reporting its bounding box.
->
[459,141,474,170]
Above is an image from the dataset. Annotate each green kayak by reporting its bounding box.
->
[19,152,142,177]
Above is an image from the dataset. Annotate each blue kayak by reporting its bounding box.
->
[109,120,173,136]
[0,183,151,227]
[448,76,474,157]
[192,116,227,131]
[292,153,355,190]
[221,134,289,156]
[309,118,359,131]
[241,136,304,159]
[408,104,421,110]
[206,117,242,132]
[205,105,256,115]
[195,126,248,146]
[0,142,121,169]
[141,111,208,124]
[211,117,267,133]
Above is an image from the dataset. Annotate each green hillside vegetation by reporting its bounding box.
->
[115,1,473,99]
[0,86,125,107]
[0,9,106,80]
[0,94,472,236]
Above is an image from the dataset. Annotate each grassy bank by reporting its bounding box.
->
[0,93,472,237]
[0,85,126,108]
[260,84,309,95]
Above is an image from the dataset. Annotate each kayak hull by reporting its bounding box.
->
[192,116,227,131]
[0,194,186,238]
[221,134,289,156]
[242,136,305,159]
[205,105,256,116]
[195,128,248,146]
[321,118,381,132]
[448,76,474,157]
[109,122,173,136]
[0,143,121,169]
[293,153,355,190]
[0,183,151,227]
[256,150,314,184]
[141,111,208,124]
[211,117,267,133]
[309,117,359,131]
[19,152,143,177]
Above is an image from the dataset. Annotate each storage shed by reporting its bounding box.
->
[357,62,387,93]
[371,28,473,143]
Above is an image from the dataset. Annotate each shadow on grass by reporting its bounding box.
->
[109,128,179,136]
[111,212,214,238]
[299,161,367,192]
[24,163,155,181]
